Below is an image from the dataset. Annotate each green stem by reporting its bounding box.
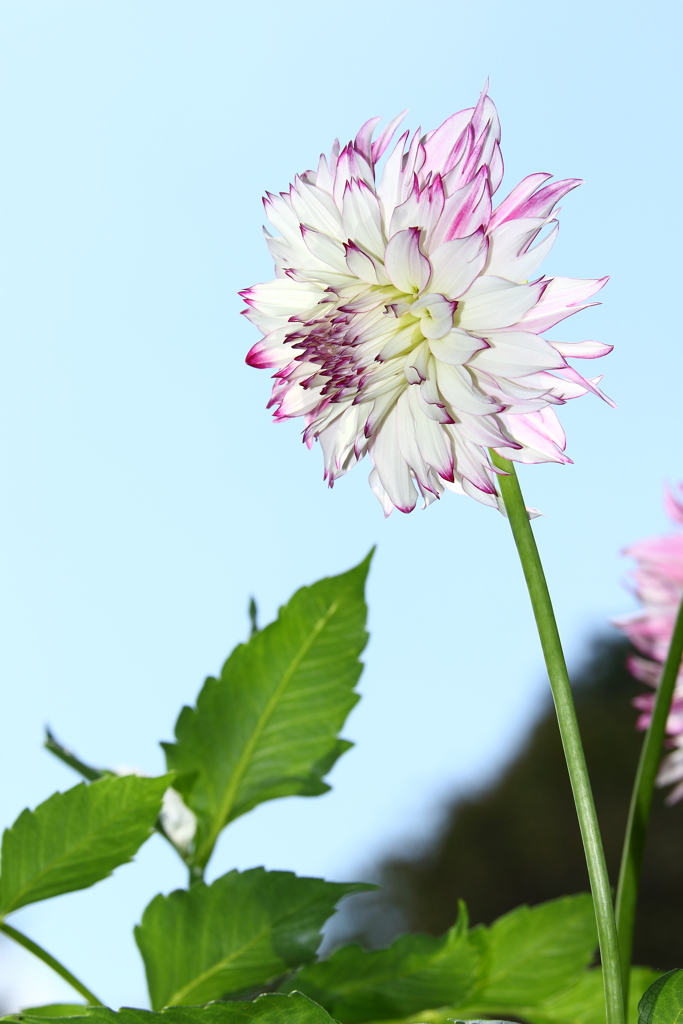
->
[0,921,103,1006]
[615,593,683,1009]
[188,862,205,887]
[490,451,625,1024]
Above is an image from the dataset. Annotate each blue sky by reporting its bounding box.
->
[0,0,681,1011]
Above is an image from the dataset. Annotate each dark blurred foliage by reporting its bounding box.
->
[337,636,683,970]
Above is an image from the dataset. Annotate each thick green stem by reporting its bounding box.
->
[615,593,683,1009]
[490,451,625,1024]
[0,921,103,1005]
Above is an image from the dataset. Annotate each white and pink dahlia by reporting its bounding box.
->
[614,485,683,803]
[241,87,612,514]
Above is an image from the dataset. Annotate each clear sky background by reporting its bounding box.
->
[0,0,681,1011]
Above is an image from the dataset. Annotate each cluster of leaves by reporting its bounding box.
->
[0,556,670,1024]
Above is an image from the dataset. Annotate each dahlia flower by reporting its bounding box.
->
[242,87,612,514]
[613,484,683,802]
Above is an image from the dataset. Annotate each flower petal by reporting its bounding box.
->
[429,327,488,364]
[458,277,543,331]
[470,331,566,377]
[384,227,432,293]
[428,231,488,297]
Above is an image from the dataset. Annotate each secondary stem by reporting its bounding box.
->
[490,451,625,1024]
[0,921,103,1006]
[615,593,683,1008]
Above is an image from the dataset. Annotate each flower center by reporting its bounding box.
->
[410,293,458,340]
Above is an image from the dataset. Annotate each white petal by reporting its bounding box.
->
[370,406,417,512]
[389,178,445,239]
[517,276,608,333]
[485,216,556,280]
[421,108,473,178]
[403,339,430,383]
[436,362,500,415]
[396,392,434,487]
[508,223,558,281]
[376,130,410,223]
[342,179,385,259]
[549,339,614,359]
[264,192,308,251]
[497,407,569,463]
[241,278,327,317]
[384,228,432,293]
[429,328,488,365]
[408,388,454,479]
[489,173,552,231]
[458,276,543,331]
[301,226,349,271]
[345,243,380,284]
[450,410,518,448]
[290,178,344,240]
[411,293,457,339]
[469,331,565,377]
[427,231,488,297]
[368,466,395,517]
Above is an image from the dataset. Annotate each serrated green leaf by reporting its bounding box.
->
[335,963,660,1024]
[473,895,597,1008]
[638,968,683,1024]
[510,965,662,1024]
[0,775,170,913]
[163,555,372,869]
[17,1009,88,1018]
[283,909,483,1023]
[3,992,335,1024]
[293,897,598,1024]
[135,867,372,1009]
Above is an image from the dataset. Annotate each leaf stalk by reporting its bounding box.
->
[490,451,625,1024]
[0,921,103,1006]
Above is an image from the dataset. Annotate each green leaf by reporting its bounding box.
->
[3,992,335,1024]
[163,554,372,869]
[639,968,683,1024]
[284,907,483,1023]
[292,896,598,1024]
[517,965,663,1024]
[135,867,372,1009]
[472,895,597,1008]
[17,1009,87,1019]
[0,775,170,913]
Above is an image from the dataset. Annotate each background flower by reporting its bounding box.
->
[242,87,612,514]
[613,484,683,802]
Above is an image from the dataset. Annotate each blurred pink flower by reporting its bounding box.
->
[613,484,683,802]
[242,86,612,515]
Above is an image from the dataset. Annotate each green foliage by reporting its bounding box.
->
[0,559,665,1024]
[473,895,598,1008]
[638,968,683,1024]
[517,965,662,1024]
[16,1010,87,1018]
[3,993,335,1024]
[0,775,170,914]
[287,895,597,1024]
[282,905,480,1022]
[135,867,372,1009]
[163,555,371,870]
